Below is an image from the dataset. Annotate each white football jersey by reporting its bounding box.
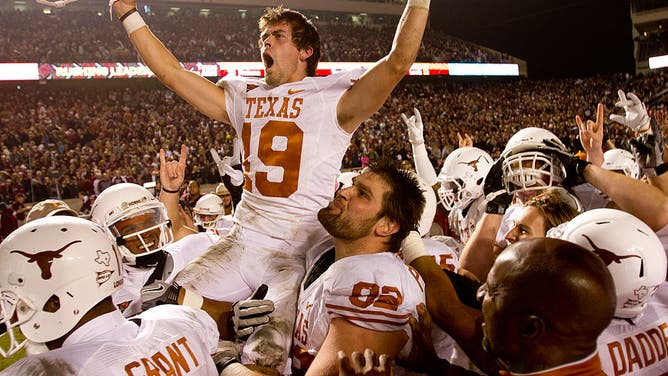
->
[422,236,460,273]
[292,252,425,371]
[0,305,219,376]
[113,232,219,317]
[218,68,365,242]
[448,196,486,245]
[597,281,668,376]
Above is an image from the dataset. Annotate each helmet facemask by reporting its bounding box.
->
[502,151,565,196]
[108,207,173,267]
[0,291,33,357]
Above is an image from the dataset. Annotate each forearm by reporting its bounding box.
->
[585,165,668,230]
[387,3,429,73]
[412,142,438,186]
[112,2,183,83]
[411,257,497,374]
[176,288,235,339]
[159,188,183,233]
[457,213,503,282]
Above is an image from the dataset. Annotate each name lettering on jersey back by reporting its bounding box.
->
[605,322,668,375]
[124,337,200,376]
[245,97,303,119]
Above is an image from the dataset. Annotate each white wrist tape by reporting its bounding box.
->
[122,11,146,36]
[401,231,429,265]
[407,0,430,9]
[181,289,204,309]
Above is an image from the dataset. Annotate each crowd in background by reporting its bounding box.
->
[0,7,512,64]
[1,70,667,222]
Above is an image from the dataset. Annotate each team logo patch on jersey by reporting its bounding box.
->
[582,235,642,266]
[10,240,82,280]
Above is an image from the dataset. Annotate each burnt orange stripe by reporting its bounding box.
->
[325,303,412,319]
[329,312,408,326]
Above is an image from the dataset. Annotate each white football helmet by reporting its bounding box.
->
[90,183,173,267]
[559,208,667,319]
[602,149,640,179]
[500,127,567,195]
[437,147,493,211]
[0,216,123,357]
[193,193,225,230]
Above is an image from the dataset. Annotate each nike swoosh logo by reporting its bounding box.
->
[288,88,304,95]
[305,303,313,309]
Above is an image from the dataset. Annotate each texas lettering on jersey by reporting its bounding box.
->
[124,336,200,376]
[244,97,303,119]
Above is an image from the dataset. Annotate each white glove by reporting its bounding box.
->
[609,90,650,132]
[231,284,274,339]
[221,156,244,187]
[400,231,429,265]
[211,148,244,186]
[401,108,425,145]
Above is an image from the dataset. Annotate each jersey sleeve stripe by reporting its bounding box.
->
[325,303,412,319]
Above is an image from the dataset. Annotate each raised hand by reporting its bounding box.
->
[576,103,604,166]
[160,144,187,193]
[401,108,425,145]
[609,90,650,132]
[457,132,473,148]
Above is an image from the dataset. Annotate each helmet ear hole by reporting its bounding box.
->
[42,295,60,313]
[639,259,644,278]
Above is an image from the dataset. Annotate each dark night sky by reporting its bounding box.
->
[431,0,636,79]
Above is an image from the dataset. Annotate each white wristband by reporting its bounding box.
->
[401,231,429,265]
[122,11,146,36]
[181,289,204,309]
[407,0,430,9]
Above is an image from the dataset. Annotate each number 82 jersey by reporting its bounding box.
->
[292,252,426,371]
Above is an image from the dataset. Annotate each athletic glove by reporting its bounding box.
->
[483,157,513,215]
[630,118,664,170]
[543,145,590,189]
[401,108,425,145]
[231,284,274,339]
[609,90,650,132]
[140,280,181,311]
[210,149,244,187]
[214,340,241,374]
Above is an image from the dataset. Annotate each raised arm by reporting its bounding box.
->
[111,0,230,123]
[159,145,192,238]
[337,0,429,133]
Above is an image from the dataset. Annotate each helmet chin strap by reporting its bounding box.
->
[134,249,167,269]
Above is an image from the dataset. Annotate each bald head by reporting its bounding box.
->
[483,238,616,371]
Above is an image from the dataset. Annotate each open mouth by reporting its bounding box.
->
[263,53,275,69]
